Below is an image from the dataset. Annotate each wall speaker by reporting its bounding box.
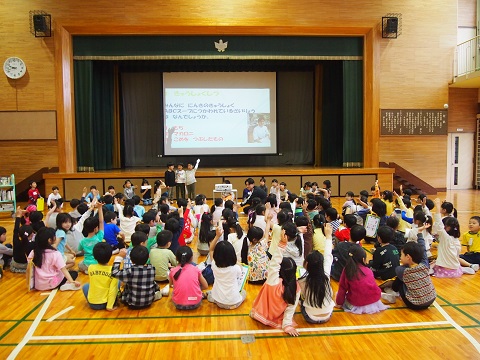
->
[33,14,47,32]
[386,17,398,34]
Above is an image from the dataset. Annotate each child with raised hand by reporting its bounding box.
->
[390,227,436,310]
[168,246,208,310]
[198,213,215,256]
[282,222,304,267]
[223,211,247,263]
[185,159,200,200]
[28,227,81,291]
[335,245,389,314]
[431,198,462,277]
[150,230,177,282]
[298,223,334,323]
[250,218,301,336]
[459,216,480,272]
[103,211,125,253]
[114,197,141,243]
[368,226,400,280]
[312,214,327,255]
[112,246,160,309]
[83,242,119,311]
[78,201,104,274]
[207,226,247,310]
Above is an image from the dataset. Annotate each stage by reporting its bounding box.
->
[43,167,393,201]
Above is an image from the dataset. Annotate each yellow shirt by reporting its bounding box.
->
[312,228,326,255]
[87,263,119,309]
[461,231,480,253]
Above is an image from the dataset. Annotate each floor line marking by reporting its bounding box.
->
[433,301,480,353]
[40,293,50,296]
[46,306,74,323]
[29,321,449,341]
[7,289,57,360]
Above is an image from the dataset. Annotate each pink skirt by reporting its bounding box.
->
[433,265,462,278]
[342,299,389,314]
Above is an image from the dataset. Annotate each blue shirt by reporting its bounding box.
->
[104,222,121,246]
[55,229,67,255]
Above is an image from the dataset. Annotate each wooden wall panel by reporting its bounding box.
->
[0,140,59,188]
[448,88,478,132]
[458,0,477,27]
[379,136,447,189]
[0,111,56,139]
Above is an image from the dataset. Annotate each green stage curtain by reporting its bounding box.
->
[74,60,94,171]
[74,61,115,170]
[321,61,343,166]
[342,61,363,167]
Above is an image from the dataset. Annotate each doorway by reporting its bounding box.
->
[447,132,474,189]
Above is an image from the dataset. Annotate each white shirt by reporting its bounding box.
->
[253,125,270,143]
[211,261,243,305]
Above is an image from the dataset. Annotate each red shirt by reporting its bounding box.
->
[28,188,41,205]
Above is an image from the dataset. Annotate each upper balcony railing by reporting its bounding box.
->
[454,35,480,78]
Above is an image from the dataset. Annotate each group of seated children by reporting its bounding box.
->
[3,177,479,337]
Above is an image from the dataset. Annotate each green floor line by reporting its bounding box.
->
[0,299,47,342]
[436,294,480,325]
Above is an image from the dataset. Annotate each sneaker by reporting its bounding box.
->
[462,266,475,275]
[84,270,89,275]
[154,291,162,301]
[379,279,394,291]
[161,284,170,296]
[60,282,81,291]
[471,264,479,272]
[381,292,396,304]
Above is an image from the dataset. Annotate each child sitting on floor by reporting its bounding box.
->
[369,226,400,280]
[335,245,389,314]
[389,228,436,310]
[150,230,177,282]
[112,246,161,309]
[82,242,119,311]
[168,246,208,310]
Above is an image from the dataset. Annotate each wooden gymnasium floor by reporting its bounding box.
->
[1,191,480,360]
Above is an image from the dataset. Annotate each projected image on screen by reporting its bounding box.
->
[163,72,277,156]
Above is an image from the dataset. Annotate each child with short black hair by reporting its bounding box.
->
[82,242,119,310]
[334,214,357,242]
[165,206,184,255]
[103,211,125,253]
[123,180,136,200]
[325,207,340,234]
[28,180,42,207]
[175,163,186,200]
[150,230,177,282]
[185,159,200,200]
[47,186,63,209]
[390,229,436,310]
[114,198,141,243]
[168,246,208,310]
[132,195,145,218]
[112,246,160,309]
[459,215,480,272]
[385,216,406,251]
[369,226,400,280]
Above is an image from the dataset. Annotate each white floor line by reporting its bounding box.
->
[7,289,57,360]
[433,301,480,353]
[30,320,450,341]
[46,306,74,323]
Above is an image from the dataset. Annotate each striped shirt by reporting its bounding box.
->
[402,263,436,306]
